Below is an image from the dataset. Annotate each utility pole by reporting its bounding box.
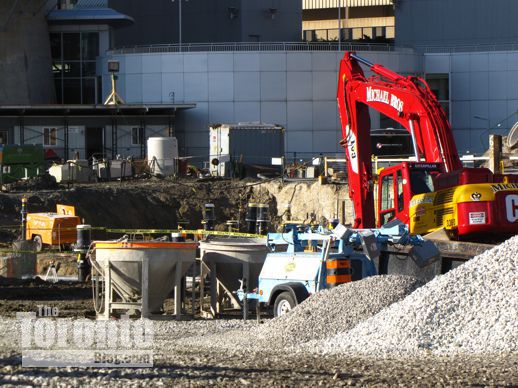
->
[172,0,184,51]
[338,0,342,51]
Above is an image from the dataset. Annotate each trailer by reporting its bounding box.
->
[237,220,439,317]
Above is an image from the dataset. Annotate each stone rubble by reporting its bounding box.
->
[311,234,518,356]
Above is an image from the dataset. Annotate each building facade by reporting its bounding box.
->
[109,0,302,46]
[0,0,517,164]
[302,0,395,43]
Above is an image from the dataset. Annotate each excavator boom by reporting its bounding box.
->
[337,52,518,239]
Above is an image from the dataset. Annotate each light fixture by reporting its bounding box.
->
[268,8,278,20]
[104,59,124,105]
[107,60,120,73]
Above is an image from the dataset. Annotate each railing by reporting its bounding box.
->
[303,26,395,43]
[303,0,393,9]
[108,41,399,55]
[417,42,518,53]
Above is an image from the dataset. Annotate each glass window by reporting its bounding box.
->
[50,33,62,61]
[397,170,404,212]
[0,130,8,145]
[82,61,97,76]
[81,33,99,60]
[410,170,435,194]
[62,33,80,60]
[62,61,81,78]
[82,78,96,104]
[380,174,394,211]
[63,79,81,104]
[54,79,63,103]
[132,128,144,145]
[44,128,57,146]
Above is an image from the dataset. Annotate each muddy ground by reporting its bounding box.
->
[0,279,516,386]
[0,177,516,385]
[0,177,351,244]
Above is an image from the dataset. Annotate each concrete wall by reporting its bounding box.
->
[103,50,421,160]
[396,0,518,48]
[0,0,55,104]
[109,0,301,46]
[425,51,518,154]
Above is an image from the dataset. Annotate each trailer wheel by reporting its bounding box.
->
[273,291,296,317]
[32,235,43,252]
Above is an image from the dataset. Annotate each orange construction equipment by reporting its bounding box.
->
[26,204,81,251]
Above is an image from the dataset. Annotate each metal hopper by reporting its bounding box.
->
[93,241,197,318]
[199,237,268,316]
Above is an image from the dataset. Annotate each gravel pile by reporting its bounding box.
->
[254,275,423,348]
[182,275,423,352]
[313,235,518,356]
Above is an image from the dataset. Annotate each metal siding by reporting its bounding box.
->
[229,128,284,165]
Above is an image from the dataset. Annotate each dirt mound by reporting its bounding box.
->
[0,179,258,235]
[2,174,59,192]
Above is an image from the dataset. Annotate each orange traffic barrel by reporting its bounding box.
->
[326,258,352,288]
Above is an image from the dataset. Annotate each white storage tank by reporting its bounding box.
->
[147,137,178,177]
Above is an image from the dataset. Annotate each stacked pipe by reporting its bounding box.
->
[74,224,91,282]
[245,203,269,235]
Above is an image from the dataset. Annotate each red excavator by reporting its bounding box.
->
[337,51,518,240]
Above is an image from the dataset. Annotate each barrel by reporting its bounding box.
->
[203,203,215,231]
[256,204,269,235]
[326,259,352,288]
[245,203,258,234]
[75,224,92,252]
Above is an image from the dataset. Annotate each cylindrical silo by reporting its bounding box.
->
[147,137,178,177]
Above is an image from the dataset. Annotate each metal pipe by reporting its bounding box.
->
[338,0,341,51]
[350,53,374,68]
[408,120,421,162]
[21,197,27,241]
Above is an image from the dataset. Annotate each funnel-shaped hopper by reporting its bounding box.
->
[200,237,268,292]
[95,241,197,313]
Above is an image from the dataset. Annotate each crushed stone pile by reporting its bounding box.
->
[312,235,518,356]
[254,275,423,348]
[182,275,423,352]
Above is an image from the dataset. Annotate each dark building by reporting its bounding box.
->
[109,0,302,47]
[0,1,55,105]
[395,0,518,48]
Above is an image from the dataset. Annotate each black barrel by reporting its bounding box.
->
[256,204,269,235]
[76,224,92,252]
[245,203,258,234]
[203,203,215,231]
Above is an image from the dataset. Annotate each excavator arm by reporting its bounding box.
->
[337,52,463,228]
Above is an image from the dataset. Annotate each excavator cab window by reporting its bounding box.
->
[379,173,395,225]
[397,170,404,212]
[410,170,435,195]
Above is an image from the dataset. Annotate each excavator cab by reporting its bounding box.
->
[377,162,443,227]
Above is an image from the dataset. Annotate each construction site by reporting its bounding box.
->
[0,0,517,386]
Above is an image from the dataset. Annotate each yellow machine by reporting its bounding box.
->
[26,205,80,251]
[408,182,518,238]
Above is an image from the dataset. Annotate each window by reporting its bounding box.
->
[397,170,404,212]
[426,74,450,118]
[410,170,435,195]
[44,128,57,146]
[380,174,394,211]
[132,128,144,145]
[51,32,100,104]
[0,130,8,145]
